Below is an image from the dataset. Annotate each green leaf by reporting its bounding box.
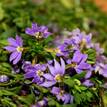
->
[0,90,15,96]
[1,97,17,107]
[64,72,86,87]
[63,104,77,107]
[85,49,96,64]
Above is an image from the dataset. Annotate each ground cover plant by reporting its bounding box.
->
[0,22,107,107]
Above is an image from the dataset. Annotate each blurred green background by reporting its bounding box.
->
[0,0,107,60]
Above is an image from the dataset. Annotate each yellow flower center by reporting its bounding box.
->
[80,38,87,48]
[55,74,63,82]
[16,46,23,52]
[54,48,62,54]
[71,62,77,67]
[37,70,43,76]
[59,90,64,96]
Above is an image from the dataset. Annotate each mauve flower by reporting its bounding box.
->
[34,98,48,107]
[71,29,92,49]
[22,61,32,72]
[4,35,23,64]
[25,23,51,39]
[12,65,20,74]
[24,64,47,85]
[93,43,104,55]
[94,63,107,77]
[51,87,73,104]
[0,75,9,83]
[82,80,94,87]
[41,58,65,87]
[67,51,91,74]
[57,39,74,57]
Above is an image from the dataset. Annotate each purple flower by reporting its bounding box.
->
[94,63,107,77]
[4,35,23,64]
[12,65,20,74]
[71,29,92,49]
[51,87,73,104]
[93,43,104,55]
[41,58,65,87]
[22,61,32,73]
[36,98,48,107]
[67,51,91,74]
[24,64,47,85]
[25,23,51,39]
[57,42,72,57]
[82,80,94,87]
[0,75,9,83]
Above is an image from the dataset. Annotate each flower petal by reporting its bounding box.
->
[54,59,62,74]
[40,81,56,87]
[24,71,35,78]
[13,52,22,64]
[8,37,18,47]
[60,58,65,75]
[43,32,51,38]
[51,87,60,95]
[32,23,38,30]
[25,28,35,36]
[48,65,56,76]
[78,62,91,70]
[9,51,19,62]
[85,70,92,79]
[63,94,71,104]
[72,51,82,63]
[4,46,16,52]
[43,73,54,80]
[16,35,23,46]
[83,80,94,87]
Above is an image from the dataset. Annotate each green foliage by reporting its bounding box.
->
[0,0,107,106]
[85,48,96,64]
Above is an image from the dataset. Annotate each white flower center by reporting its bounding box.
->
[35,32,43,39]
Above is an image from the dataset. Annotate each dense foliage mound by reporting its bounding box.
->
[0,22,107,107]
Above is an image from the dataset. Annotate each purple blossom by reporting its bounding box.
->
[56,29,92,57]
[0,75,9,83]
[25,23,51,39]
[67,51,91,74]
[24,63,47,85]
[31,98,48,107]
[22,61,32,73]
[94,63,107,77]
[51,87,73,104]
[4,35,23,64]
[57,40,74,57]
[71,29,92,49]
[12,65,20,74]
[41,58,65,87]
[93,43,104,55]
[82,80,94,87]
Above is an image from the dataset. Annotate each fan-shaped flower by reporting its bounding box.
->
[24,64,47,85]
[67,51,91,74]
[51,87,73,104]
[41,58,65,87]
[25,23,51,39]
[4,35,23,64]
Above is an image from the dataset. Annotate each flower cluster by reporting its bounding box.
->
[3,23,107,106]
